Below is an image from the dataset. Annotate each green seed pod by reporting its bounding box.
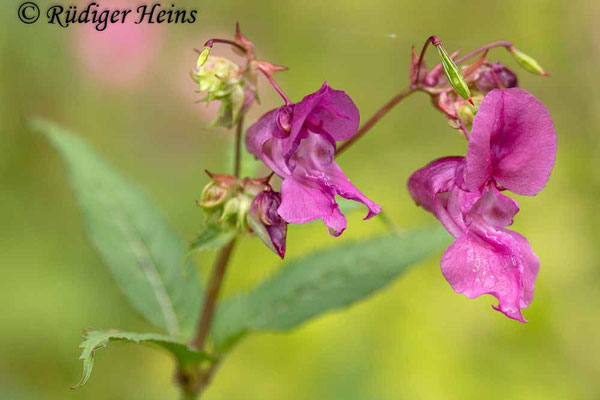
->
[509,47,549,76]
[436,44,473,102]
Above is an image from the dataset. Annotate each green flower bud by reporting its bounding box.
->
[220,197,241,223]
[456,95,483,127]
[192,56,245,128]
[196,46,211,68]
[436,44,473,103]
[199,182,229,209]
[236,194,252,231]
[509,47,549,76]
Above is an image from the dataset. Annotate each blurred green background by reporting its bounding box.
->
[2,0,599,398]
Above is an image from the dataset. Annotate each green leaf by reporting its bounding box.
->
[212,226,451,350]
[72,330,212,389]
[32,119,202,339]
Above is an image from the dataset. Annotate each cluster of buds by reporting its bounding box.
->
[409,37,548,135]
[191,24,286,128]
[198,171,287,258]
[191,55,247,128]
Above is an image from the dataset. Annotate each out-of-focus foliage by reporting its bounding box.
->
[33,119,203,339]
[37,120,448,386]
[2,0,600,399]
[213,226,450,351]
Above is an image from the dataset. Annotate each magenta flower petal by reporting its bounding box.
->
[466,88,557,196]
[441,224,539,322]
[278,175,347,236]
[304,83,360,142]
[245,109,278,159]
[407,156,465,214]
[245,109,291,177]
[319,161,382,220]
[407,156,479,238]
[282,82,359,158]
[246,83,378,236]
[467,185,520,229]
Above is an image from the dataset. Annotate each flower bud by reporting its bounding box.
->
[247,189,287,259]
[220,196,241,222]
[455,95,483,127]
[199,182,229,209]
[509,47,549,76]
[436,44,473,103]
[198,171,238,210]
[191,56,245,128]
[475,62,518,92]
[196,46,210,68]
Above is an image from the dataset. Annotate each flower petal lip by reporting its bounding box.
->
[277,175,348,236]
[441,225,539,323]
[408,159,538,322]
[465,88,557,196]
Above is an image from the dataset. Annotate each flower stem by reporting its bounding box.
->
[234,116,244,177]
[258,68,291,105]
[191,238,237,351]
[336,87,417,156]
[412,35,442,88]
[454,41,513,65]
[191,115,244,352]
[186,121,244,400]
[204,38,247,54]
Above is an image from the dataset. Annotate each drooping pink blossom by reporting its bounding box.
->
[246,82,381,236]
[408,88,556,321]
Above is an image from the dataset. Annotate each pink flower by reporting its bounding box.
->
[408,88,556,321]
[72,0,162,88]
[246,82,381,236]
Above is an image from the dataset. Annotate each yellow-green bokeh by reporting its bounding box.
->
[2,0,599,398]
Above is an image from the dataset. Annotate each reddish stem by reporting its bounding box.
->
[413,35,442,88]
[191,239,236,352]
[258,68,291,105]
[204,38,247,54]
[336,87,417,156]
[454,41,513,65]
